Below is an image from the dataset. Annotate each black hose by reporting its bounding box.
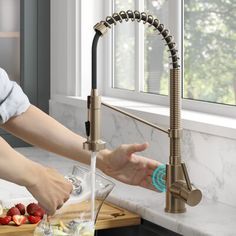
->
[92,31,102,89]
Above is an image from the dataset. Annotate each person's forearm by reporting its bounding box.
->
[0,137,74,215]
[1,105,108,170]
[0,137,42,186]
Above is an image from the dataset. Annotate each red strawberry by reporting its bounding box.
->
[12,215,27,226]
[15,203,25,215]
[0,216,11,225]
[33,208,45,219]
[28,215,41,224]
[26,203,40,215]
[7,207,21,217]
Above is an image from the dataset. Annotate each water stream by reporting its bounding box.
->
[90,152,97,223]
[34,153,98,236]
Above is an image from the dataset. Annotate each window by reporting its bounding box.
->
[110,0,173,103]
[105,0,236,115]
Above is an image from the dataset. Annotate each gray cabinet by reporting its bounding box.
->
[0,0,50,146]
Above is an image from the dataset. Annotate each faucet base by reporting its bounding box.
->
[165,163,202,213]
[165,208,186,213]
[165,205,186,213]
[165,163,186,213]
[165,190,186,213]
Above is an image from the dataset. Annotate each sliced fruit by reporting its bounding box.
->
[7,207,21,217]
[15,203,26,215]
[12,215,27,226]
[0,216,11,225]
[52,228,69,236]
[59,220,70,232]
[28,215,41,224]
[81,232,94,236]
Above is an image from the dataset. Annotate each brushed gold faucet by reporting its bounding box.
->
[83,10,202,213]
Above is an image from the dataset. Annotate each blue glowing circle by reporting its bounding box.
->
[152,165,166,192]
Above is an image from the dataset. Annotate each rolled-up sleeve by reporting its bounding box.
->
[0,68,30,124]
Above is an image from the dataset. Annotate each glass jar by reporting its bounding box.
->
[34,165,115,236]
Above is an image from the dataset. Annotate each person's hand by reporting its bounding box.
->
[26,164,73,216]
[99,143,162,191]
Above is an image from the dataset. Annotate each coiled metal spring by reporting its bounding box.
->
[98,10,180,68]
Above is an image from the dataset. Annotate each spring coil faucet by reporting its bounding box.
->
[83,10,202,213]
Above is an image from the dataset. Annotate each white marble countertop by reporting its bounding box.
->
[1,147,236,236]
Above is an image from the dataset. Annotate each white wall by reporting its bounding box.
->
[50,0,106,98]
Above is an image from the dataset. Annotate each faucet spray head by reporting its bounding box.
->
[94,22,108,36]
[83,89,106,152]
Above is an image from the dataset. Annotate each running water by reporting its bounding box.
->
[34,153,98,236]
[90,152,97,223]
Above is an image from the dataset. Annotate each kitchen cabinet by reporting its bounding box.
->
[0,0,50,146]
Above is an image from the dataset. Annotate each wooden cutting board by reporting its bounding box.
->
[0,201,140,236]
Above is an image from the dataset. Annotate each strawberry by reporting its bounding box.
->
[0,216,11,225]
[12,215,27,226]
[28,215,41,224]
[7,207,21,218]
[15,203,25,215]
[26,203,40,215]
[33,208,45,219]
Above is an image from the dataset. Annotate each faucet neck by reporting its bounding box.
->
[169,68,182,165]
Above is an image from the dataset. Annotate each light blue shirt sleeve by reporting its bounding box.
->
[0,68,30,124]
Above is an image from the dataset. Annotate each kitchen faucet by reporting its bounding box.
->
[83,10,202,213]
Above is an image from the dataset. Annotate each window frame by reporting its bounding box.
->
[101,0,236,118]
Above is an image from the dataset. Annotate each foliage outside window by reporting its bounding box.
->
[113,0,236,106]
[184,0,236,105]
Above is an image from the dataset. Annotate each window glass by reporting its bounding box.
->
[144,0,169,95]
[113,0,136,90]
[184,0,236,105]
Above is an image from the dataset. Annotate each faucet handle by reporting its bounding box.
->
[181,163,192,191]
[170,181,202,207]
[170,162,202,206]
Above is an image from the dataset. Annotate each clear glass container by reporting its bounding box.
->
[34,165,115,236]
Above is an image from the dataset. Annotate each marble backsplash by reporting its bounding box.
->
[50,99,236,208]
